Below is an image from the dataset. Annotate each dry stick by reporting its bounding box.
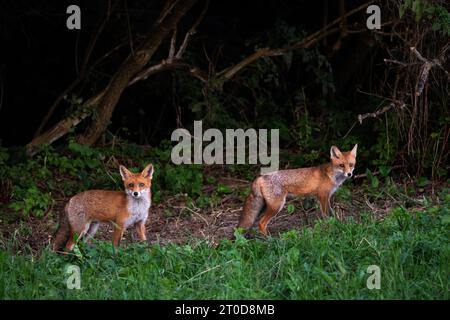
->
[357,103,400,124]
[383,59,410,67]
[410,46,449,96]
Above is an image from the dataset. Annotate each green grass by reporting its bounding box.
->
[0,204,449,300]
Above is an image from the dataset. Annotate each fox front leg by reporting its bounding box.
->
[135,221,147,241]
[317,193,331,219]
[327,196,334,217]
[112,222,125,247]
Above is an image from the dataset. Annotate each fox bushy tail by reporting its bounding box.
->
[238,177,266,229]
[52,206,70,252]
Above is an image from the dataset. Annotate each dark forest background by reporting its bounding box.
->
[0,0,447,176]
[0,0,449,300]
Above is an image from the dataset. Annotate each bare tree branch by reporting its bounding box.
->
[410,46,449,96]
[168,28,177,60]
[130,0,209,85]
[176,0,209,59]
[26,0,199,155]
[357,101,406,124]
[216,1,374,81]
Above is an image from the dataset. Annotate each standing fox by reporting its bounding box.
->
[53,164,154,252]
[238,145,357,235]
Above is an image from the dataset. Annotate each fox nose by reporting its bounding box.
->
[347,172,352,177]
[133,191,139,197]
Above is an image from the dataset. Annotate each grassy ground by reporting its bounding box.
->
[1,198,448,299]
[0,144,448,299]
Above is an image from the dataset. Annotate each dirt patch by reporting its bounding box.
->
[0,194,358,253]
[1,175,442,254]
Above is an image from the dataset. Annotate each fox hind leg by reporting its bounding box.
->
[238,192,265,229]
[85,221,100,244]
[64,218,90,251]
[258,196,286,236]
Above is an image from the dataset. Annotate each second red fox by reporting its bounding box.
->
[53,164,154,252]
[238,145,358,235]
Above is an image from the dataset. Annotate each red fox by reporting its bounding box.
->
[53,164,154,252]
[237,145,357,236]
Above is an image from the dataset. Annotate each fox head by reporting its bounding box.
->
[119,164,154,199]
[330,144,357,181]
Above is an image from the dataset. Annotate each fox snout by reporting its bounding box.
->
[337,170,353,180]
[132,190,140,198]
[126,189,144,198]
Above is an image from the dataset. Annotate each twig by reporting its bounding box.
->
[129,0,209,85]
[168,28,177,59]
[183,260,233,283]
[156,0,179,25]
[383,59,409,67]
[357,102,405,124]
[128,60,208,85]
[175,0,209,59]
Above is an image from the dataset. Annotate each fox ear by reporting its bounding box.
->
[119,165,132,180]
[351,144,358,157]
[330,146,342,160]
[141,164,154,179]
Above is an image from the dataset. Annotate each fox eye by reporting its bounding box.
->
[138,183,145,187]
[128,183,134,188]
[340,164,345,168]
[349,163,354,168]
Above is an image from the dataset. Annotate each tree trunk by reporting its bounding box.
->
[25,92,105,156]
[26,0,198,155]
[77,0,198,145]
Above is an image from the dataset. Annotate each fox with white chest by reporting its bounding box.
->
[53,164,154,252]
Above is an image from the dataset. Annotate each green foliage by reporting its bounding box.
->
[9,184,52,218]
[0,147,9,166]
[287,203,295,214]
[216,183,232,194]
[400,0,450,36]
[0,142,112,218]
[160,164,203,197]
[1,201,448,299]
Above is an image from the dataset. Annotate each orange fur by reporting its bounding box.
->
[53,164,154,252]
[238,145,357,235]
